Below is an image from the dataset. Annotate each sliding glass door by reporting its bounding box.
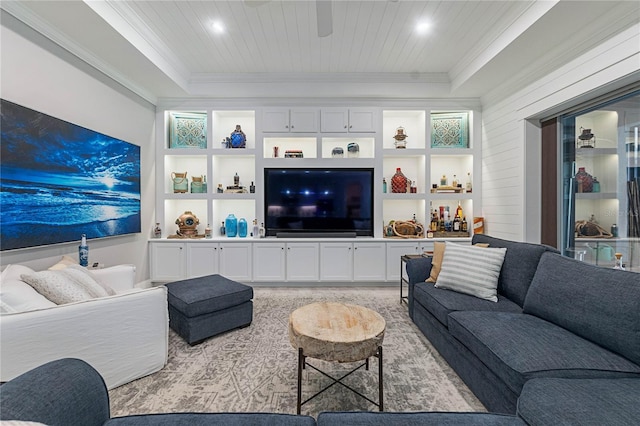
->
[560,90,639,272]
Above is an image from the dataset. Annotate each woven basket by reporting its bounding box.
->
[575,220,612,238]
[392,221,425,238]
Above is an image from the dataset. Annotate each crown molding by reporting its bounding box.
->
[187,72,453,98]
[1,2,158,105]
[189,72,451,85]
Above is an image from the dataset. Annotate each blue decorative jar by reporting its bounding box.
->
[224,125,246,148]
[225,214,238,237]
[347,142,359,158]
[238,218,248,238]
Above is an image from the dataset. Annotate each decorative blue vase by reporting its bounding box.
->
[225,214,238,237]
[238,218,248,238]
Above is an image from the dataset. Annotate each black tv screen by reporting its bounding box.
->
[264,168,374,237]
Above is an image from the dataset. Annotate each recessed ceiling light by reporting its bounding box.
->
[211,21,225,34]
[415,21,431,35]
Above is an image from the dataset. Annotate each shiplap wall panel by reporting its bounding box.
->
[481,23,640,242]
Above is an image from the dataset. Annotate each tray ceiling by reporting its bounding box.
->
[2,1,638,103]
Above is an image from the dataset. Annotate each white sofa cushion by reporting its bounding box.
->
[67,265,116,295]
[1,299,18,314]
[47,255,78,270]
[47,256,117,295]
[0,265,57,313]
[89,264,137,293]
[21,268,110,305]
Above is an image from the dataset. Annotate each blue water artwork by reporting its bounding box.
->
[1,99,141,251]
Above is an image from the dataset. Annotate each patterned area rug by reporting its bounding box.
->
[109,287,485,418]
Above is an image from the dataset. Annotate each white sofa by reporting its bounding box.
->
[0,261,168,389]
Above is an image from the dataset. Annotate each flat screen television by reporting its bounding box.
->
[0,99,141,251]
[264,168,374,237]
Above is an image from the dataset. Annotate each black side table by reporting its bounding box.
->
[400,254,430,305]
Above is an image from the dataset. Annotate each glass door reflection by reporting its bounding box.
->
[561,90,640,272]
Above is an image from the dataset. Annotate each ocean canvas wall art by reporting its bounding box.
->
[1,99,141,251]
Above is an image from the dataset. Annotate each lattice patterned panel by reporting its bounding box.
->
[169,112,207,149]
[431,112,469,148]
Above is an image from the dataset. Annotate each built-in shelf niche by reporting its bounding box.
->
[163,155,207,194]
[383,155,426,194]
[212,110,256,150]
[321,137,375,158]
[263,137,317,159]
[429,154,473,190]
[382,110,426,150]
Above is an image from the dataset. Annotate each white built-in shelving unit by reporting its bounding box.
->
[150,102,482,283]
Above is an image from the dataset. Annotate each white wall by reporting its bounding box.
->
[0,12,156,283]
[481,23,640,242]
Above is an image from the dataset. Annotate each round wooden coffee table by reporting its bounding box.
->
[289,302,386,414]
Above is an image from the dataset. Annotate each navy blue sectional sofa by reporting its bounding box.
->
[406,234,640,418]
[3,358,639,425]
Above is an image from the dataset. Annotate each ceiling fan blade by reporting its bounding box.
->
[316,0,333,37]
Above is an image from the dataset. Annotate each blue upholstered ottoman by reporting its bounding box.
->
[166,274,253,345]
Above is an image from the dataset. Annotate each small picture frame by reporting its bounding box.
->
[169,112,207,149]
[431,112,469,148]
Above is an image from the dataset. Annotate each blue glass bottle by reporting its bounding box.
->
[78,234,89,267]
[225,214,238,237]
[238,218,248,238]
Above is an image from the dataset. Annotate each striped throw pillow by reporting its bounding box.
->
[435,242,507,302]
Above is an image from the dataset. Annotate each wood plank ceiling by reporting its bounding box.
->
[122,0,528,74]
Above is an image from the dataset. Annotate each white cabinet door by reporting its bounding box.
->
[253,243,286,282]
[353,242,386,281]
[321,108,349,132]
[290,109,319,132]
[286,242,320,281]
[348,108,376,132]
[187,243,219,278]
[320,242,353,281]
[385,242,421,281]
[219,242,252,282]
[419,242,435,254]
[150,242,185,282]
[263,108,318,133]
[262,108,290,132]
[321,108,376,133]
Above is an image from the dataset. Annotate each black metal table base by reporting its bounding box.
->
[296,346,383,414]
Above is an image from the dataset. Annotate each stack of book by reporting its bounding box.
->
[223,185,247,193]
[284,150,304,158]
